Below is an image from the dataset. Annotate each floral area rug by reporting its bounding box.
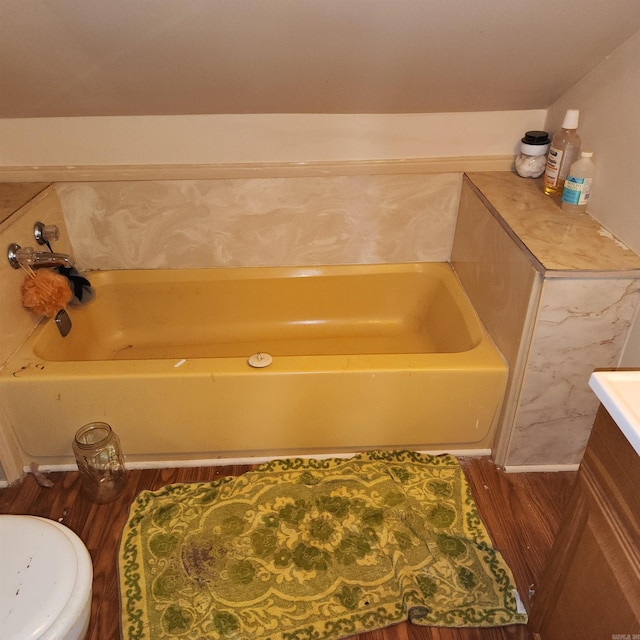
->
[119,451,527,639]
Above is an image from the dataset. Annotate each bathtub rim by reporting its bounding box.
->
[3,261,506,373]
[33,261,486,362]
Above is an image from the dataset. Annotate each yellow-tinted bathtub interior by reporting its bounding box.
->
[0,262,507,467]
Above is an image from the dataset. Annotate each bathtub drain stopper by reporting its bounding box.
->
[248,352,273,368]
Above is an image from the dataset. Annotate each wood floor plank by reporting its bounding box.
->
[458,458,575,613]
[0,458,575,640]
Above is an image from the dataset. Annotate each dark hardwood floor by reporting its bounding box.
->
[0,457,576,640]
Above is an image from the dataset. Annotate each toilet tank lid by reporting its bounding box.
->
[0,515,90,640]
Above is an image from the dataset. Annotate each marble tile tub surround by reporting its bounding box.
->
[506,276,640,467]
[459,172,640,470]
[0,183,50,225]
[0,187,71,483]
[56,173,462,271]
[0,187,72,365]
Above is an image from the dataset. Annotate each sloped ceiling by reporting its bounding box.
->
[2,0,640,118]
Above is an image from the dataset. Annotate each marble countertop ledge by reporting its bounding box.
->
[466,171,640,277]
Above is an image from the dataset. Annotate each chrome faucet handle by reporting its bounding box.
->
[7,244,73,269]
[34,221,60,245]
[7,243,28,269]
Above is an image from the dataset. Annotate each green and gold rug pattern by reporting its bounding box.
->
[119,451,526,639]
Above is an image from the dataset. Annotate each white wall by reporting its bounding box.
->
[546,30,640,254]
[545,29,640,366]
[0,111,545,168]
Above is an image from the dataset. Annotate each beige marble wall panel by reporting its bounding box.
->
[55,173,462,270]
[0,188,72,482]
[0,188,71,365]
[452,180,541,464]
[0,183,50,225]
[452,180,538,366]
[506,277,640,466]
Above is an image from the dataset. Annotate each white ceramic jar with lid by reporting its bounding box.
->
[515,130,551,178]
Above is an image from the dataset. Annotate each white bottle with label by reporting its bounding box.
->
[561,151,596,214]
[543,109,582,197]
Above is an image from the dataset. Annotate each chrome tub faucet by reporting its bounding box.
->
[7,222,75,270]
[7,243,75,270]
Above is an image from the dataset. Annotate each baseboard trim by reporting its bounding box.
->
[25,448,492,474]
[0,156,513,182]
[503,463,580,473]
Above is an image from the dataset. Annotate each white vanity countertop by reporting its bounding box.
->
[589,371,640,456]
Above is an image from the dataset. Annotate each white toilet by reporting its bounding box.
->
[0,515,93,640]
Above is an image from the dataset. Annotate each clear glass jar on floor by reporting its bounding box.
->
[72,422,127,503]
